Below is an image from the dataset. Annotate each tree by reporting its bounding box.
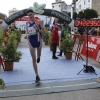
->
[57,18,64,24]
[45,23,49,28]
[63,11,78,19]
[77,8,98,19]
[77,10,84,19]
[73,12,78,19]
[63,12,71,18]
[84,9,98,19]
[67,12,71,17]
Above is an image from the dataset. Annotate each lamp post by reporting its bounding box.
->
[70,2,75,32]
[46,16,47,25]
[71,2,75,19]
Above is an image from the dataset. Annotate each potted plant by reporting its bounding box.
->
[7,29,22,44]
[48,31,53,51]
[0,66,5,89]
[0,78,5,89]
[0,58,5,89]
[42,28,49,45]
[0,32,22,71]
[0,55,5,89]
[60,33,74,60]
[15,29,22,43]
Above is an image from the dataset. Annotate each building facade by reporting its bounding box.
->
[52,0,67,12]
[73,0,78,3]
[64,5,72,12]
[8,8,18,16]
[0,13,7,20]
[92,0,100,17]
[76,0,100,17]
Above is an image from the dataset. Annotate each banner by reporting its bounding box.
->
[81,35,100,62]
[0,2,72,32]
[15,16,40,21]
[16,16,29,21]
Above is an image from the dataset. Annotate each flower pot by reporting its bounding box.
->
[4,62,14,71]
[65,52,72,60]
[45,41,48,45]
[50,46,53,51]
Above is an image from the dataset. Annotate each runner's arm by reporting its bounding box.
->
[24,22,28,39]
[38,21,46,34]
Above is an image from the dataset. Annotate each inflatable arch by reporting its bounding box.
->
[1,2,72,31]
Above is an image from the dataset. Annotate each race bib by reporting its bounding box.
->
[28,27,36,35]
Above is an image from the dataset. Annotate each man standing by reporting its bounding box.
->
[58,24,71,56]
[51,23,59,59]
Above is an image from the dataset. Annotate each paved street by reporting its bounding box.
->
[0,34,100,100]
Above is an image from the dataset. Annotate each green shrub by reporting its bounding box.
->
[60,33,74,53]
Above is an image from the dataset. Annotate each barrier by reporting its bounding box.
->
[73,34,100,63]
[72,34,84,61]
[80,35,100,63]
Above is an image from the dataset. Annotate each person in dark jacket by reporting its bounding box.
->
[78,27,85,35]
[51,23,59,59]
[58,24,71,56]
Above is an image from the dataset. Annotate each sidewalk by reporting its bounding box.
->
[0,34,100,100]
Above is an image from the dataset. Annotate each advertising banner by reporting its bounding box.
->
[81,35,100,62]
[16,16,28,21]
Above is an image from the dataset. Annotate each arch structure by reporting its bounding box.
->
[1,2,72,31]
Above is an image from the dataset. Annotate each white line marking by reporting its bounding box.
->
[52,82,97,88]
[0,82,97,93]
[0,87,51,93]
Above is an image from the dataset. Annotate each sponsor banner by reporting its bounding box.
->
[15,16,40,21]
[5,8,72,25]
[81,35,100,61]
[16,16,28,21]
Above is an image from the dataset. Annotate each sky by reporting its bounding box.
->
[0,0,72,16]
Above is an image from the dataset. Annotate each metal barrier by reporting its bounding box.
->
[72,34,84,61]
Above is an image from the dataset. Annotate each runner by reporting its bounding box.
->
[24,9,45,83]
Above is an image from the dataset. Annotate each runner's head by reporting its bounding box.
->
[27,9,35,21]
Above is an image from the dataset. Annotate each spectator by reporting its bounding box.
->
[97,27,100,36]
[78,27,85,35]
[51,23,59,59]
[58,24,71,56]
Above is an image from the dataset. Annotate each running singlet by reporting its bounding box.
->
[27,21,41,48]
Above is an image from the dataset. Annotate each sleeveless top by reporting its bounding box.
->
[27,21,41,48]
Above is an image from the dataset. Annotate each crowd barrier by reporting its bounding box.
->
[73,34,100,64]
[72,34,84,61]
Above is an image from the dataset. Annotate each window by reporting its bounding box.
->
[79,5,81,10]
[84,0,85,5]
[53,6,54,8]
[59,5,60,7]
